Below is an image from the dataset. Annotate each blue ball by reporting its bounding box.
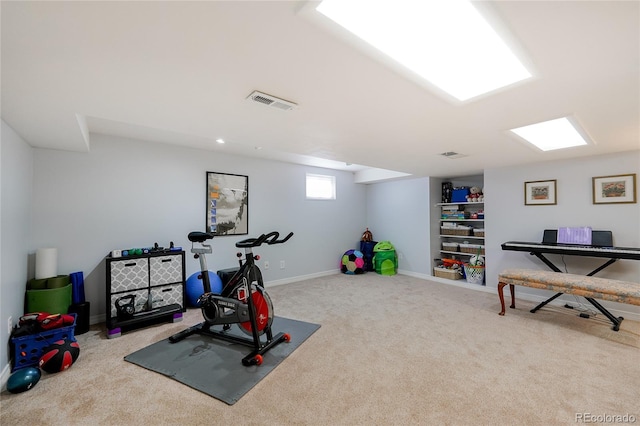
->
[185,271,222,307]
[7,367,41,393]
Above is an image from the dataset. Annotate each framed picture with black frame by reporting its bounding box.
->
[206,172,248,236]
[524,179,557,205]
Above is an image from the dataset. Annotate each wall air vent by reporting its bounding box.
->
[440,151,467,159]
[246,91,297,111]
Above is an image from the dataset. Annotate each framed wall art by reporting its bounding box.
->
[524,179,557,205]
[206,172,248,235]
[592,173,636,204]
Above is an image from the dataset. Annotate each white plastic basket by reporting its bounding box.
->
[464,264,485,284]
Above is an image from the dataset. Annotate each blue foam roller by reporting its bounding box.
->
[70,271,85,304]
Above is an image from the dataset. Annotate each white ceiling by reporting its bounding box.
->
[2,1,639,181]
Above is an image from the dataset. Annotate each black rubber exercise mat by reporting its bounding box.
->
[124,317,320,405]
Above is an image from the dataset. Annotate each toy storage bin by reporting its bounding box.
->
[463,264,485,284]
[451,187,470,202]
[460,243,485,255]
[473,228,485,237]
[440,225,472,236]
[10,314,77,372]
[442,242,459,251]
[433,267,462,280]
[373,249,397,275]
[373,241,397,276]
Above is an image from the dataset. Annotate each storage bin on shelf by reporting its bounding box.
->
[433,267,463,280]
[473,228,485,237]
[10,314,77,372]
[440,224,473,236]
[451,187,471,203]
[459,243,485,255]
[442,242,459,251]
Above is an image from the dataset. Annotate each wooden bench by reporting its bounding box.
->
[498,268,640,331]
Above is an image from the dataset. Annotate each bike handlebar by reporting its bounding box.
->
[235,231,294,248]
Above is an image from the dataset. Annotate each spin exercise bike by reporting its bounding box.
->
[169,230,293,366]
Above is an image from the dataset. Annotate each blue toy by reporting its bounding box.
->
[7,367,41,393]
[185,271,222,307]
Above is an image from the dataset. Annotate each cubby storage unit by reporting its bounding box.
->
[436,201,485,284]
[106,251,186,338]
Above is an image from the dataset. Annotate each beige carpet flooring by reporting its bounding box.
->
[1,273,638,425]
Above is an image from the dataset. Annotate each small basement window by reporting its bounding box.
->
[306,173,336,200]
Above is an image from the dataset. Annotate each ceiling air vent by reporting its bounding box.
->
[246,91,297,111]
[440,151,467,159]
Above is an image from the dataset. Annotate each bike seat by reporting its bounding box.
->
[188,231,214,243]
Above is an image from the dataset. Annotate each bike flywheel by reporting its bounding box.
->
[238,284,274,336]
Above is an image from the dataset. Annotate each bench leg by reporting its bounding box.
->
[498,282,515,315]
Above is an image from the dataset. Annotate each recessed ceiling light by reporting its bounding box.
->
[439,151,467,159]
[316,0,531,101]
[510,117,590,151]
[216,138,225,144]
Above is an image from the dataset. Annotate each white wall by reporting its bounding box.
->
[485,151,640,317]
[364,152,640,320]
[1,120,34,373]
[29,134,367,322]
[3,122,639,376]
[365,177,431,275]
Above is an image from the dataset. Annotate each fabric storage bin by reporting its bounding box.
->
[373,241,397,276]
[359,241,377,272]
[452,188,470,202]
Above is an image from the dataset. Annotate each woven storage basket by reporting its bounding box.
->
[442,242,459,251]
[441,226,472,236]
[473,228,485,237]
[460,244,485,255]
[433,267,462,280]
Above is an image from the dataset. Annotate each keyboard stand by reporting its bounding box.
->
[529,251,618,277]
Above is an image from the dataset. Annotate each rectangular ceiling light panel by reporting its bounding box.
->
[510,117,590,151]
[316,0,531,101]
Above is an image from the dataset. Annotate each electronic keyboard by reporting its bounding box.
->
[501,241,640,260]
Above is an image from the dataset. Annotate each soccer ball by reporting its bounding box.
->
[341,250,365,275]
[469,255,485,266]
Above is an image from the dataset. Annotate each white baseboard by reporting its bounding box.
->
[1,363,10,391]
[85,270,340,328]
[264,269,340,288]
